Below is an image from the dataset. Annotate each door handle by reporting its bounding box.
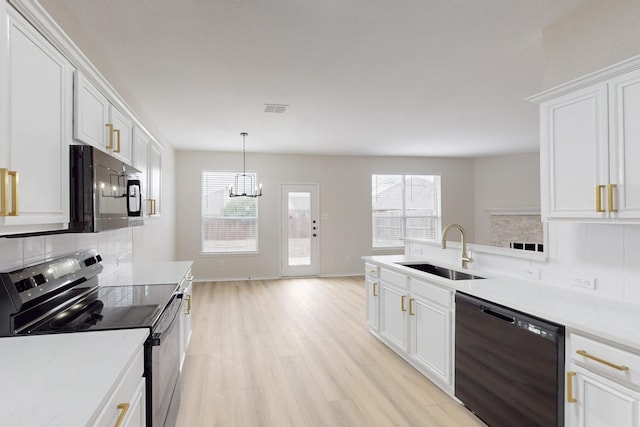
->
[567,371,577,403]
[106,123,114,149]
[595,185,605,213]
[0,168,19,216]
[607,184,617,212]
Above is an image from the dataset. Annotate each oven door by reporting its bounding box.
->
[150,293,183,427]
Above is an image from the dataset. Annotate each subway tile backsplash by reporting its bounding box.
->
[0,229,134,273]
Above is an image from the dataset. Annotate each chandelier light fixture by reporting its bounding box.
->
[229,132,263,198]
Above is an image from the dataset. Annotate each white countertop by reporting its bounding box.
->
[101,261,193,287]
[364,255,640,351]
[0,329,148,427]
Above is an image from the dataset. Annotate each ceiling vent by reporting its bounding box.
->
[264,104,289,113]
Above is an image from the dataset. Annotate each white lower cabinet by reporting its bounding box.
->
[92,346,146,427]
[364,263,380,331]
[566,332,640,427]
[372,265,454,395]
[179,270,194,371]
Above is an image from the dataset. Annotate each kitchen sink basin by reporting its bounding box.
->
[397,263,485,280]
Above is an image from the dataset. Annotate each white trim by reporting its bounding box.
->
[526,54,640,104]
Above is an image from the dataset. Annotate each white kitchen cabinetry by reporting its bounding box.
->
[147,141,162,216]
[74,71,134,165]
[132,127,149,215]
[379,268,409,353]
[92,346,146,427]
[536,65,640,222]
[407,277,453,390]
[364,263,380,331]
[0,5,72,235]
[373,265,455,394]
[566,332,640,427]
[179,269,194,371]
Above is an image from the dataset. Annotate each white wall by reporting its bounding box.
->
[175,151,475,281]
[473,152,540,246]
[542,0,640,88]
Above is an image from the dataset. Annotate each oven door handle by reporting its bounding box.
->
[150,294,183,346]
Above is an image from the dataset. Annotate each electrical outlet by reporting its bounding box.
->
[570,275,596,290]
[522,268,541,280]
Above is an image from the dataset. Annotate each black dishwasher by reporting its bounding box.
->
[455,292,564,427]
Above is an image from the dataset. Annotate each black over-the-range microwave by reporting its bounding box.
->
[69,145,143,232]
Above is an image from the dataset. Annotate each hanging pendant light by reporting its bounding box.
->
[229,132,263,198]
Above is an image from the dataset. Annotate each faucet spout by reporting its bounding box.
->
[441,224,473,269]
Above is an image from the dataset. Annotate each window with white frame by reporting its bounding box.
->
[201,171,258,253]
[371,174,441,248]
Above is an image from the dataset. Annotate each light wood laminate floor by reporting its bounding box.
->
[175,277,485,427]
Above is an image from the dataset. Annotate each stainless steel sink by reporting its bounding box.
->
[397,263,485,280]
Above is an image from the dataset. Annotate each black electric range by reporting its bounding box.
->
[0,250,184,427]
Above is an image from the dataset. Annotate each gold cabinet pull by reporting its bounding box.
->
[0,168,19,216]
[409,298,415,316]
[146,198,157,215]
[372,282,378,297]
[187,275,194,281]
[365,268,376,274]
[576,350,629,371]
[114,128,121,153]
[401,295,407,312]
[106,123,114,149]
[567,371,577,403]
[595,185,605,213]
[607,184,617,212]
[114,402,130,427]
[185,295,192,314]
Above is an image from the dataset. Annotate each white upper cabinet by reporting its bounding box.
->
[0,5,72,235]
[74,71,133,165]
[147,142,162,217]
[535,60,640,223]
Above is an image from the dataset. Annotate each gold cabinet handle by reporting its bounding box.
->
[409,298,415,316]
[114,402,130,427]
[106,123,114,149]
[0,168,19,216]
[595,185,605,213]
[145,198,157,215]
[372,282,378,297]
[401,295,407,312]
[114,128,121,153]
[576,349,629,371]
[365,268,377,274]
[567,371,577,403]
[185,295,192,314]
[608,184,617,212]
[186,275,194,281]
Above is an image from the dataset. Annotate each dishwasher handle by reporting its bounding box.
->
[481,306,516,324]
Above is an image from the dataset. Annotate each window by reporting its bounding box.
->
[372,174,441,248]
[201,171,258,253]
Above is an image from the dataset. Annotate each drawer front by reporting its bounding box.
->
[570,333,640,386]
[409,278,452,309]
[93,347,145,427]
[380,268,407,289]
[364,263,379,278]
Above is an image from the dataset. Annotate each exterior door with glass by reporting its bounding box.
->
[281,184,319,277]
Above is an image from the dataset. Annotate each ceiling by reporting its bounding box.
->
[39,0,588,157]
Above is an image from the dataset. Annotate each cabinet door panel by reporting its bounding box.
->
[412,299,450,382]
[380,284,406,351]
[2,8,70,231]
[609,69,640,218]
[541,84,608,219]
[365,278,379,331]
[568,365,640,427]
[110,106,133,164]
[74,72,109,149]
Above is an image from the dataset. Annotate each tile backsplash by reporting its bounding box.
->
[0,228,133,276]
